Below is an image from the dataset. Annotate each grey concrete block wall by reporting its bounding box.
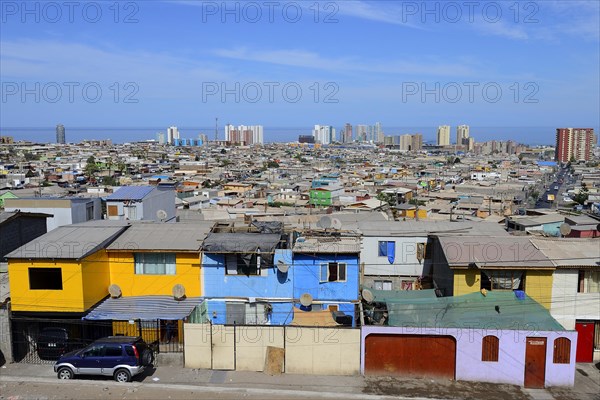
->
[0,308,12,365]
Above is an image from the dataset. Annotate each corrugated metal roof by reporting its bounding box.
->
[84,296,203,321]
[530,238,600,267]
[108,222,213,252]
[437,236,554,268]
[0,211,52,225]
[387,291,565,331]
[293,237,360,253]
[106,186,154,201]
[6,225,127,260]
[359,220,509,237]
[509,214,564,227]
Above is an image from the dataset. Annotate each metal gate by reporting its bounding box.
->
[9,317,182,364]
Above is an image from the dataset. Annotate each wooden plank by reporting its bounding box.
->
[263,346,285,375]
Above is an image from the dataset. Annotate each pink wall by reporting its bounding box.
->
[361,326,577,387]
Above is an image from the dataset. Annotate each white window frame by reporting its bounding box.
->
[374,280,393,290]
[583,270,600,293]
[134,253,176,275]
[320,262,347,283]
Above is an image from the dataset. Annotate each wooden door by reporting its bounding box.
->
[524,337,546,388]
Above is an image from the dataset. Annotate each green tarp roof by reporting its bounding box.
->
[386,291,566,331]
[370,288,438,303]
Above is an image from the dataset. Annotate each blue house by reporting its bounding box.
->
[201,222,295,325]
[292,236,361,326]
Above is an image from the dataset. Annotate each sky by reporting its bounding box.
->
[1,0,599,144]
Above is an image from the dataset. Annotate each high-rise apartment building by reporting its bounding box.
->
[225,125,264,145]
[56,124,65,144]
[167,126,179,144]
[387,134,421,151]
[467,137,475,152]
[456,125,469,145]
[555,128,595,162]
[373,122,383,143]
[343,123,353,143]
[437,125,450,146]
[411,133,423,152]
[312,125,335,144]
[356,125,368,142]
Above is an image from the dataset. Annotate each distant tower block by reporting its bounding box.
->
[215,117,219,142]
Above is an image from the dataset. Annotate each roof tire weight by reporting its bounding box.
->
[57,367,74,380]
[114,368,131,383]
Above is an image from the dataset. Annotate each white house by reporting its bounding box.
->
[533,238,600,362]
[105,186,176,222]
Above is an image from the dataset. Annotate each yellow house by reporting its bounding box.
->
[432,236,555,309]
[397,204,429,220]
[223,182,252,194]
[6,225,127,313]
[85,222,214,345]
[105,223,213,297]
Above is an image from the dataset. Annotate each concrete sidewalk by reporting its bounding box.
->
[0,363,404,400]
[1,362,599,400]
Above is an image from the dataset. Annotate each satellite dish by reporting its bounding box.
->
[172,284,186,300]
[559,223,572,236]
[108,284,122,298]
[300,293,313,307]
[317,216,332,229]
[157,209,168,221]
[277,260,290,273]
[331,218,342,230]
[362,289,374,304]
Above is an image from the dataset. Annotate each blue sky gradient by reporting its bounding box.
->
[1,0,599,143]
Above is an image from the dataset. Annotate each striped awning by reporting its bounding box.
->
[84,296,204,321]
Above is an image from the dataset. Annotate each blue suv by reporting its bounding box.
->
[54,336,153,382]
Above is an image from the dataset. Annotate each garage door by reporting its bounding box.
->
[364,334,456,379]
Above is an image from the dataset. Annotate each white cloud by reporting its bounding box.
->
[0,39,230,99]
[213,47,477,77]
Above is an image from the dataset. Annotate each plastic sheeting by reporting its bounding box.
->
[202,233,281,267]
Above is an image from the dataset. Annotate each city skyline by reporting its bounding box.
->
[3,125,599,147]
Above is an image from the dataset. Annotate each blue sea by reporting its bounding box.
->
[1,126,597,146]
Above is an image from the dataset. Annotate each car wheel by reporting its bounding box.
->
[141,349,154,366]
[114,368,131,383]
[57,367,74,380]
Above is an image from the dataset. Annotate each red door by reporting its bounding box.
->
[524,337,546,389]
[575,321,595,363]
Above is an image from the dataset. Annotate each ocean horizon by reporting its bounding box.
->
[1,126,597,147]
